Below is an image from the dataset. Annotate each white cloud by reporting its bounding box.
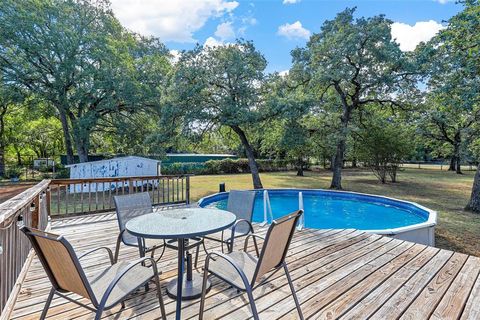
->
[279,70,289,77]
[242,17,257,26]
[277,21,311,40]
[169,50,181,64]
[283,0,300,4]
[215,22,235,41]
[204,36,225,47]
[391,20,444,51]
[435,0,453,4]
[110,0,239,43]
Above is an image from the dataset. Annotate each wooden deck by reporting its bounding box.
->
[8,213,480,319]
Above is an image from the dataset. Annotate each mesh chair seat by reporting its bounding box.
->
[88,261,154,307]
[208,251,258,290]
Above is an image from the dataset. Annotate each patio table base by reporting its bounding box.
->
[166,274,211,300]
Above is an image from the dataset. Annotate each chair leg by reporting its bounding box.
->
[158,241,167,260]
[114,233,122,263]
[245,284,259,320]
[199,256,211,320]
[151,266,167,320]
[194,243,200,269]
[40,287,55,320]
[220,232,225,253]
[283,263,304,320]
[252,234,259,257]
[202,239,209,256]
[137,237,149,292]
[94,307,104,320]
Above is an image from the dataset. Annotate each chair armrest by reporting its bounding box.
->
[231,219,254,237]
[78,247,114,265]
[205,252,252,289]
[243,234,265,256]
[98,257,158,308]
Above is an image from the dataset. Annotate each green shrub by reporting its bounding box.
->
[6,166,22,179]
[204,160,221,174]
[162,162,205,175]
[160,158,292,176]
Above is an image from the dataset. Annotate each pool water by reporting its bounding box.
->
[202,191,428,231]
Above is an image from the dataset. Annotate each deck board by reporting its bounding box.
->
[7,213,480,319]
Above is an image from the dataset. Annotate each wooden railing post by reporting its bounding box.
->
[186,175,190,205]
[46,187,51,217]
[31,195,40,229]
[128,178,133,194]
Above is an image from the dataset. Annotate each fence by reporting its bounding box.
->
[48,175,190,216]
[400,161,478,171]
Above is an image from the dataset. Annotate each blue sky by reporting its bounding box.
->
[110,0,463,73]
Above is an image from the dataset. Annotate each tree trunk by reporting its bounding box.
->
[58,109,75,164]
[331,139,346,189]
[296,157,304,176]
[454,138,462,174]
[75,137,89,163]
[0,106,6,177]
[466,165,480,213]
[330,107,351,190]
[0,147,5,178]
[352,157,357,168]
[69,115,90,163]
[456,158,462,174]
[448,156,456,171]
[231,125,263,189]
[16,150,22,165]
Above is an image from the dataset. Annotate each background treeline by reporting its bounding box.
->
[0,0,479,211]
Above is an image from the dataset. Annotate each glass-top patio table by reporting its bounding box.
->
[125,207,236,320]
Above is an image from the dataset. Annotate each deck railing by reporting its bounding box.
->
[49,175,190,216]
[0,179,50,315]
[0,174,190,316]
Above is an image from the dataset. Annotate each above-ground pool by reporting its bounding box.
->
[198,189,437,246]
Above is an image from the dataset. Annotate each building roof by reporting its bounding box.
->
[166,153,236,157]
[65,156,160,168]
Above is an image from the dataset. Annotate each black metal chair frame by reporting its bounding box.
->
[199,210,304,320]
[203,219,259,254]
[20,226,166,320]
[203,190,258,254]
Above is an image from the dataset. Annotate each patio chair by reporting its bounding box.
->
[20,226,166,320]
[114,192,202,267]
[203,190,257,253]
[199,210,304,320]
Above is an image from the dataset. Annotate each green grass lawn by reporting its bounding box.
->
[190,168,480,257]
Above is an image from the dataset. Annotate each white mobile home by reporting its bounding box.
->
[66,156,161,193]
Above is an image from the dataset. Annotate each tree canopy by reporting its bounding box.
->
[291,8,419,189]
[0,0,480,209]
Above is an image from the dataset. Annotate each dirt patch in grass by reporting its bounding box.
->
[191,168,480,256]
